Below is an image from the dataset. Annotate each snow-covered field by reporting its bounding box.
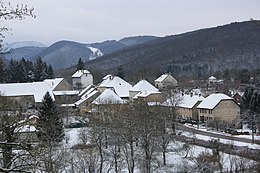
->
[62,127,259,172]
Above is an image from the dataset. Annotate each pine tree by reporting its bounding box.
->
[241,86,255,110]
[8,59,24,83]
[46,65,54,79]
[249,90,260,113]
[36,92,64,144]
[76,58,84,71]
[34,57,45,81]
[0,57,5,83]
[116,65,125,79]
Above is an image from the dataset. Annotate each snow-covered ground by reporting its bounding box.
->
[183,124,260,149]
[180,130,260,150]
[63,127,258,172]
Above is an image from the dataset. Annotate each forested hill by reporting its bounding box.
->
[84,20,260,79]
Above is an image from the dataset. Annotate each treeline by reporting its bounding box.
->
[241,85,260,131]
[0,57,54,83]
[162,61,260,83]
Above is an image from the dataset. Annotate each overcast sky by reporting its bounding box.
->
[3,0,260,46]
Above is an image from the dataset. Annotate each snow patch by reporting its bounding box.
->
[87,46,103,60]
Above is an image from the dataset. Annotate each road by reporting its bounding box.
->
[176,123,260,145]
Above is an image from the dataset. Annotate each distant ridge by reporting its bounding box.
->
[6,41,46,50]
[83,20,260,79]
[3,36,159,69]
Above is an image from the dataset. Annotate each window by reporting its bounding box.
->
[200,109,207,113]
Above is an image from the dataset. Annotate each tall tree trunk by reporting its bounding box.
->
[98,144,103,173]
[130,141,135,173]
[2,145,12,172]
[144,141,151,173]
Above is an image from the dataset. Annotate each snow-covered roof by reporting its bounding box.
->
[209,76,217,80]
[92,89,124,104]
[99,76,132,98]
[133,91,161,99]
[130,80,159,92]
[0,82,55,102]
[192,89,202,95]
[75,89,99,106]
[178,94,204,109]
[78,85,93,97]
[53,90,80,96]
[44,78,63,90]
[72,70,91,78]
[155,74,169,82]
[197,93,233,109]
[102,74,113,80]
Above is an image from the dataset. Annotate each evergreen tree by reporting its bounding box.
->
[238,69,250,83]
[241,86,260,132]
[116,65,125,79]
[8,59,24,83]
[249,89,260,114]
[76,58,84,70]
[0,57,5,83]
[223,69,231,80]
[36,92,64,144]
[46,65,54,79]
[241,86,255,110]
[34,57,47,81]
[20,58,33,82]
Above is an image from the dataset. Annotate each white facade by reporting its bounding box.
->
[72,70,93,89]
[155,74,178,90]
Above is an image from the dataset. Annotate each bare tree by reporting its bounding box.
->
[114,103,137,173]
[0,96,39,172]
[0,1,35,51]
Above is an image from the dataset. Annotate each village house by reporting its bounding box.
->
[44,78,79,104]
[176,94,204,120]
[0,78,81,107]
[97,74,132,99]
[92,89,125,105]
[130,79,165,102]
[53,90,80,105]
[208,76,217,85]
[232,92,243,104]
[71,70,93,89]
[155,73,178,90]
[74,85,99,111]
[44,78,73,91]
[197,93,240,122]
[0,82,55,108]
[91,89,126,117]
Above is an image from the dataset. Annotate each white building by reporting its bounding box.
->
[129,80,163,101]
[92,89,124,105]
[155,73,178,90]
[72,70,93,89]
[0,82,55,108]
[97,74,132,99]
